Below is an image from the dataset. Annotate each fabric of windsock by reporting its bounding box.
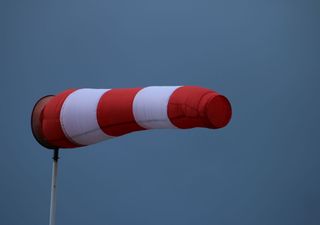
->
[38,86,232,149]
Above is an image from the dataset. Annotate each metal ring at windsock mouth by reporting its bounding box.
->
[31,95,57,149]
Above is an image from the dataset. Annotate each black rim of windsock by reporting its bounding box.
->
[31,95,57,150]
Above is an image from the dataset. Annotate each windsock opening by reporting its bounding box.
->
[31,86,232,149]
[31,95,56,149]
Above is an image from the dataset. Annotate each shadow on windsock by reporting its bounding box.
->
[31,86,232,149]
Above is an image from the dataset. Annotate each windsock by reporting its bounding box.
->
[31,86,232,149]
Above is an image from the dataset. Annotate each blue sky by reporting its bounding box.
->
[2,0,320,224]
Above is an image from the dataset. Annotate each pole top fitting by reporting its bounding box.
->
[52,149,59,161]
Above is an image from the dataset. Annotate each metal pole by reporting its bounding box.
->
[49,149,59,225]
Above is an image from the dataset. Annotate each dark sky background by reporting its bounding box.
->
[2,0,320,225]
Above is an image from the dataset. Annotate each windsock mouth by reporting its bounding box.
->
[31,95,57,149]
[205,95,232,129]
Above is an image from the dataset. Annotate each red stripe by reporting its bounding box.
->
[97,88,145,136]
[41,89,81,148]
[167,86,232,129]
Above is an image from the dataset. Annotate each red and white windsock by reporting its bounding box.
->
[31,86,232,149]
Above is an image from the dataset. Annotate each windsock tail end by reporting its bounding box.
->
[205,95,232,129]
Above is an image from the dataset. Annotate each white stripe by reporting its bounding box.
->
[60,89,113,145]
[132,86,180,129]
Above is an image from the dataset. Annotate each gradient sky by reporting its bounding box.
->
[2,0,320,225]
